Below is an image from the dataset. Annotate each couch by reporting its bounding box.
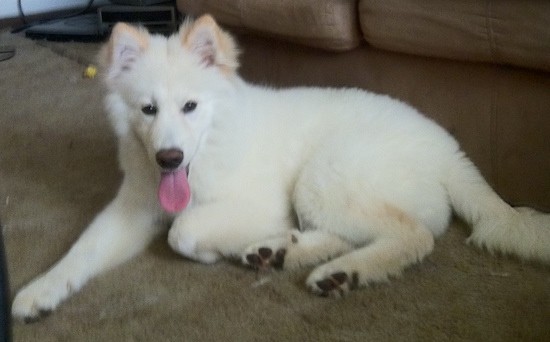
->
[176,0,550,212]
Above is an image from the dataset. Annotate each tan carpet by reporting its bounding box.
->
[0,30,549,341]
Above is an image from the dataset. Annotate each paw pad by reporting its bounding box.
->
[22,308,52,324]
[246,248,286,270]
[314,271,359,297]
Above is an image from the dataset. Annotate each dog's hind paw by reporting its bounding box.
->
[307,270,360,298]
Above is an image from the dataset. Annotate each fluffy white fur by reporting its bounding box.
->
[12,15,550,321]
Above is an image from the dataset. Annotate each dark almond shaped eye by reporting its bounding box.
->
[183,101,197,114]
[141,104,158,115]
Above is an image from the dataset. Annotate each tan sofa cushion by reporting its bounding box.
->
[359,0,550,72]
[176,0,362,51]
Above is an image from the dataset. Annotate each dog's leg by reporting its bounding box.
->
[168,201,288,263]
[12,180,161,322]
[305,212,434,297]
[287,143,444,297]
[242,230,353,270]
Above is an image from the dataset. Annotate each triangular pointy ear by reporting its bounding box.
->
[181,15,239,74]
[104,23,149,79]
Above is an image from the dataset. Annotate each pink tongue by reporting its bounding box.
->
[158,170,191,213]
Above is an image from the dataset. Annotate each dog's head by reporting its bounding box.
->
[100,15,239,213]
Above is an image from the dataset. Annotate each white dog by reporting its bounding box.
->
[12,15,550,321]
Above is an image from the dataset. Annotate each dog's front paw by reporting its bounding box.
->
[306,268,359,298]
[242,237,289,270]
[12,274,75,323]
[244,247,286,270]
[168,227,220,264]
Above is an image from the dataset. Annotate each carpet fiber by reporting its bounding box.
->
[0,30,549,341]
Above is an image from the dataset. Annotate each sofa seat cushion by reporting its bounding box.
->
[359,0,550,72]
[176,0,362,51]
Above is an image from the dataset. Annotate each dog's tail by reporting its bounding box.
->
[444,153,550,263]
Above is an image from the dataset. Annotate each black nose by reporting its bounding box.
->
[156,148,184,169]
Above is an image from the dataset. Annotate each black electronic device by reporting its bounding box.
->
[98,5,176,34]
[24,2,177,41]
[110,0,168,5]
[25,13,103,41]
